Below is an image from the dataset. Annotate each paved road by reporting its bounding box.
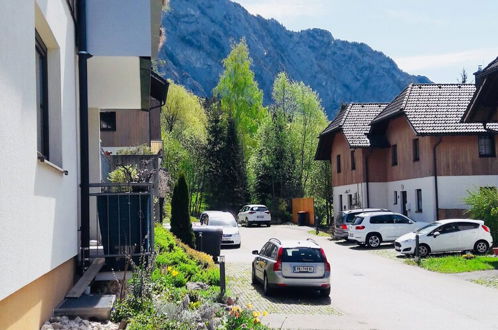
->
[221,224,498,330]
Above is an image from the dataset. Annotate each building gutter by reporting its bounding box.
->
[78,0,92,271]
[364,148,371,208]
[433,137,442,220]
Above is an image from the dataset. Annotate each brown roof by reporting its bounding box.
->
[371,84,490,134]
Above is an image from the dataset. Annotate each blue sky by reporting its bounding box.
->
[234,0,498,83]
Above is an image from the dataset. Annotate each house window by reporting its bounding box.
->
[348,194,353,209]
[36,31,49,159]
[478,135,495,157]
[351,150,356,170]
[391,144,398,166]
[413,138,420,161]
[416,189,422,212]
[394,191,398,205]
[336,154,341,173]
[339,195,343,211]
[100,112,116,131]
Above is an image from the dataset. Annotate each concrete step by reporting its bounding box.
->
[54,294,116,321]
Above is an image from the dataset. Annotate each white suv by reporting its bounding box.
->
[238,204,271,227]
[348,212,426,248]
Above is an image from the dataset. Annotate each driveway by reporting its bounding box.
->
[221,224,498,330]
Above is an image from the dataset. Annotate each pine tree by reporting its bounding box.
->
[170,174,195,248]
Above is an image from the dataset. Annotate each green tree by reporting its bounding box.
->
[213,39,265,155]
[170,174,195,248]
[465,188,498,247]
[204,100,249,213]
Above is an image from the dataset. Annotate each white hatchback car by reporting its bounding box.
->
[200,211,241,248]
[238,204,271,227]
[395,219,493,257]
[348,212,426,248]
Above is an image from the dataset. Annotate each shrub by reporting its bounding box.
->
[465,188,498,246]
[170,174,196,248]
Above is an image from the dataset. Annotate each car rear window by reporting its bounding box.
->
[282,248,323,263]
[251,206,268,212]
[344,213,357,223]
[353,216,364,225]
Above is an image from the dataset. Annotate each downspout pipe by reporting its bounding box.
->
[365,149,371,208]
[433,137,442,220]
[78,0,92,271]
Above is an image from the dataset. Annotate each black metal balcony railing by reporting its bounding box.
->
[82,183,154,270]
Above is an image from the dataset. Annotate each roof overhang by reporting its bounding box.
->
[462,74,498,123]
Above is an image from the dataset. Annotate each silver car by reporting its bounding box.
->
[251,238,331,297]
[334,208,390,239]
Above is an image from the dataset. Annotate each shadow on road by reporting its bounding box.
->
[350,243,395,251]
[251,283,332,306]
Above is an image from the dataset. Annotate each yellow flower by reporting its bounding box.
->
[246,303,253,309]
[252,311,260,317]
[171,270,179,277]
[254,318,261,324]
[262,311,268,317]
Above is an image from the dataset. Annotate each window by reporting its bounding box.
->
[100,112,116,131]
[394,214,410,224]
[370,215,394,224]
[351,150,356,170]
[394,191,398,205]
[478,135,495,157]
[413,138,420,161]
[339,195,343,211]
[36,31,49,159]
[416,189,422,212]
[438,223,460,235]
[348,194,353,209]
[457,222,479,231]
[391,144,398,166]
[282,248,323,262]
[336,154,341,173]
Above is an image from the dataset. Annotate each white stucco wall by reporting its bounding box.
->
[333,183,368,218]
[0,1,79,300]
[88,56,141,110]
[438,175,498,210]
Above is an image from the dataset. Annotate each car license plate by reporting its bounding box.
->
[348,232,353,237]
[257,216,264,219]
[293,266,314,273]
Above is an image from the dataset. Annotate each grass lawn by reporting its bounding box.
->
[472,277,498,289]
[406,255,498,273]
[307,229,331,237]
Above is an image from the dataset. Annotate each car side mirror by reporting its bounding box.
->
[409,220,414,224]
[433,231,440,238]
[252,250,259,255]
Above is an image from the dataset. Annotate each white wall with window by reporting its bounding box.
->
[0,0,79,300]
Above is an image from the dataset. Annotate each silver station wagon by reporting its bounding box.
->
[251,238,331,297]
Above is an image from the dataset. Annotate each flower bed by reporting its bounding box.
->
[111,225,269,329]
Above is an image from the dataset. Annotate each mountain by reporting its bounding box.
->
[158,0,431,118]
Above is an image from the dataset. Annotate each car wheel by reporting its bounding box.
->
[263,274,272,296]
[418,244,430,258]
[474,240,489,255]
[251,266,257,284]
[267,222,271,227]
[319,287,331,297]
[246,219,251,227]
[366,233,382,248]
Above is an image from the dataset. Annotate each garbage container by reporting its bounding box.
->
[297,211,309,226]
[193,226,223,259]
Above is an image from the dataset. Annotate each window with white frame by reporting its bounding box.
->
[36,31,49,159]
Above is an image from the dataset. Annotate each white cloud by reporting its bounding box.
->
[394,48,498,72]
[384,9,446,26]
[234,0,324,21]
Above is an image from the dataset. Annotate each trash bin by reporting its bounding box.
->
[193,226,223,259]
[297,211,309,226]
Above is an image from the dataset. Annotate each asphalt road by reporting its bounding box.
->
[221,224,498,330]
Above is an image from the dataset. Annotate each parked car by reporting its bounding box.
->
[251,238,331,297]
[334,208,390,240]
[348,211,425,248]
[395,219,493,257]
[238,204,271,227]
[200,211,241,248]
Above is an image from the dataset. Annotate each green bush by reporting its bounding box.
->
[465,188,498,246]
[170,174,196,248]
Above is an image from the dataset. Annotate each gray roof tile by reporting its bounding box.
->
[321,103,388,147]
[372,84,489,134]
